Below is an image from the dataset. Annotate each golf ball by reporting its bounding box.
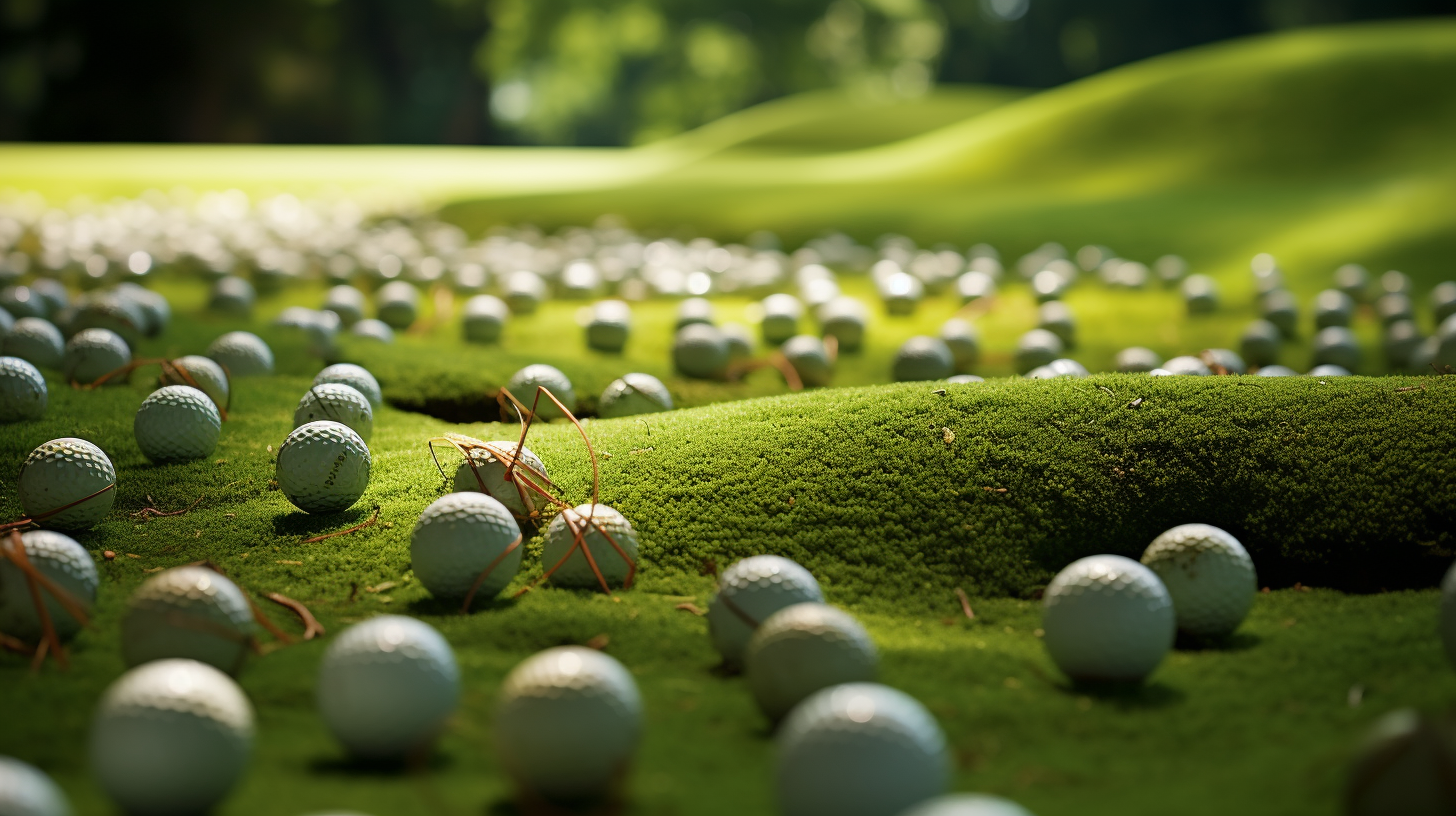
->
[893,336,954,382]
[375,281,420,329]
[746,603,878,720]
[350,319,394,343]
[0,529,97,643]
[410,492,523,603]
[275,421,371,514]
[1309,364,1352,377]
[504,271,546,314]
[1312,326,1361,371]
[817,296,868,352]
[585,299,631,352]
[940,318,979,372]
[761,294,803,345]
[2,317,65,370]
[721,322,754,359]
[561,261,602,298]
[1255,365,1298,377]
[879,271,924,315]
[1335,263,1370,301]
[114,283,170,337]
[61,328,130,385]
[956,271,997,303]
[507,364,576,421]
[676,297,714,329]
[0,756,71,816]
[452,442,549,518]
[1162,355,1212,376]
[1182,274,1219,314]
[1440,561,1456,669]
[134,385,222,462]
[599,373,672,418]
[312,363,382,410]
[777,683,950,816]
[1346,709,1456,816]
[493,646,642,802]
[781,335,832,387]
[1202,348,1246,375]
[317,615,460,760]
[947,374,983,384]
[1042,555,1175,682]
[1433,281,1456,324]
[18,437,116,530]
[708,555,825,667]
[64,292,145,346]
[1037,301,1076,347]
[897,794,1036,816]
[273,307,338,358]
[462,294,509,343]
[207,331,273,377]
[121,565,255,675]
[0,285,46,319]
[541,504,639,589]
[0,355,46,422]
[1314,289,1355,329]
[1140,523,1256,638]
[323,285,366,326]
[159,355,229,411]
[1240,319,1282,367]
[1378,292,1416,326]
[1114,347,1162,373]
[294,383,374,443]
[1013,329,1063,374]
[673,323,729,379]
[1260,290,1299,337]
[208,276,255,315]
[89,658,254,816]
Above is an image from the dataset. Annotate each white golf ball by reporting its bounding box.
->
[2,317,65,370]
[317,616,460,760]
[0,529,97,643]
[761,293,803,345]
[777,683,950,816]
[18,437,116,530]
[540,504,639,590]
[673,323,729,379]
[350,319,394,344]
[893,336,955,382]
[121,565,255,675]
[451,442,548,518]
[0,355,47,422]
[897,794,1036,816]
[294,383,374,443]
[61,327,130,385]
[207,331,273,377]
[507,364,576,421]
[89,658,254,816]
[1140,523,1257,638]
[323,285,366,326]
[208,276,255,316]
[1441,561,1456,670]
[313,363,382,410]
[1042,555,1174,683]
[159,355,229,411]
[585,299,631,352]
[410,492,523,603]
[134,385,222,462]
[598,373,673,419]
[462,294,509,343]
[275,421,371,514]
[817,296,868,352]
[781,335,832,387]
[493,646,642,801]
[375,281,420,329]
[708,555,824,667]
[0,756,72,816]
[746,603,878,719]
[1347,709,1456,816]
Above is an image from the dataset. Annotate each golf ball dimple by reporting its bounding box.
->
[159,355,229,411]
[452,442,548,518]
[1140,523,1257,638]
[18,437,116,530]
[777,683,950,816]
[0,756,72,816]
[708,555,825,667]
[674,323,730,379]
[317,616,460,760]
[135,385,222,462]
[541,504,639,589]
[207,331,274,377]
[275,421,371,514]
[410,492,523,602]
[493,646,642,802]
[3,317,65,370]
[893,336,955,382]
[0,355,47,422]
[61,328,130,385]
[89,658,254,816]
[507,364,576,421]
[598,373,673,419]
[312,363,382,410]
[897,794,1037,816]
[746,603,878,720]
[781,335,832,387]
[294,383,374,443]
[1042,555,1175,683]
[0,529,98,643]
[121,565,255,675]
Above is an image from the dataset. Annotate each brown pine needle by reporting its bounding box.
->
[955,587,975,619]
[302,505,381,543]
[675,603,706,616]
[265,592,326,640]
[129,495,204,520]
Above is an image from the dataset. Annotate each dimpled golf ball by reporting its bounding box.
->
[61,328,130,385]
[2,317,65,370]
[294,383,374,443]
[410,492,523,602]
[1140,524,1256,639]
[317,616,460,760]
[0,529,97,643]
[1346,709,1456,816]
[746,603,878,720]
[708,555,824,666]
[1440,561,1456,669]
[207,331,273,377]
[782,335,832,387]
[893,336,955,382]
[375,281,420,329]
[18,438,116,530]
[134,386,222,462]
[507,363,577,421]
[674,323,730,379]
[777,683,950,816]
[598,373,673,419]
[897,794,1037,816]
[452,442,548,517]
[312,363,382,410]
[0,355,46,422]
[0,756,71,816]
[159,355,229,411]
[121,565,255,675]
[541,504,639,589]
[89,658,254,816]
[1042,555,1174,682]
[494,646,642,801]
[275,421,371,514]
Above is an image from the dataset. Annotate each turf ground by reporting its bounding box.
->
[3,18,1456,816]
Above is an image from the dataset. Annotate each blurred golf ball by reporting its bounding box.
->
[410,492,523,603]
[313,363,382,410]
[746,603,878,720]
[207,331,273,377]
[121,565,255,675]
[0,756,71,816]
[708,555,824,667]
[897,794,1036,816]
[0,529,97,643]
[0,355,47,422]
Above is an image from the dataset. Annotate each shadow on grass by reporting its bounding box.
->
[1063,678,1185,709]
[407,593,520,616]
[1175,630,1262,652]
[271,505,375,539]
[309,751,454,776]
